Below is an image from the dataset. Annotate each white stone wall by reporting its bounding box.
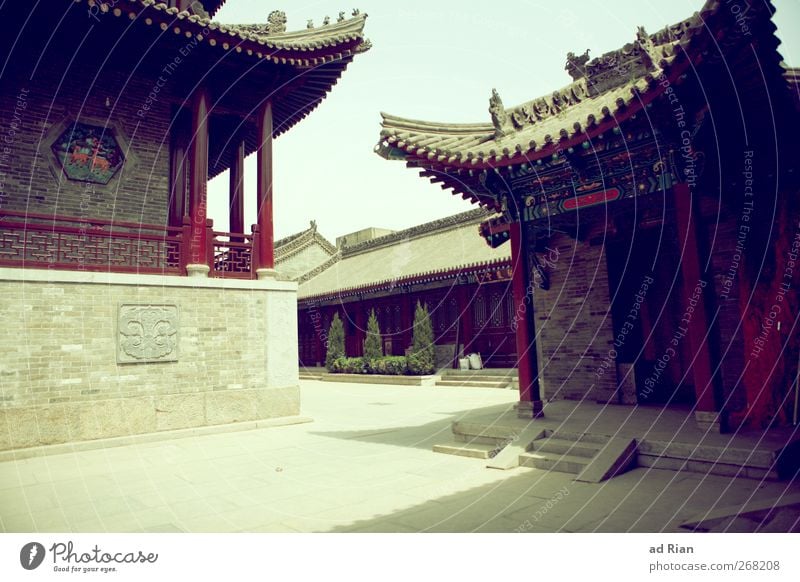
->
[0,269,300,450]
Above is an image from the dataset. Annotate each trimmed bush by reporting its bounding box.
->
[367,356,408,375]
[409,301,436,374]
[363,309,384,360]
[325,312,346,371]
[331,357,367,374]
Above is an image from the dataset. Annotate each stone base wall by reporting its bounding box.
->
[0,269,300,451]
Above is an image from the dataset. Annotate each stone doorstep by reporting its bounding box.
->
[0,415,314,463]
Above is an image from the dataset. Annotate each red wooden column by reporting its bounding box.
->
[229,139,245,236]
[255,100,275,278]
[674,182,720,431]
[459,285,474,356]
[187,86,210,276]
[510,220,543,418]
[168,118,188,227]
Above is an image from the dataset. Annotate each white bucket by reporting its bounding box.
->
[468,353,483,370]
[458,358,470,371]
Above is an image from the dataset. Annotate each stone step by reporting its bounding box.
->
[519,452,592,474]
[433,440,504,459]
[435,379,511,389]
[530,437,602,458]
[454,433,511,447]
[543,429,611,445]
[452,421,518,442]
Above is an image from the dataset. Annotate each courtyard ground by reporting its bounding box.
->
[1,380,798,533]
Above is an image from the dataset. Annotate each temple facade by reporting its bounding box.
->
[296,210,517,369]
[0,0,369,450]
[377,0,800,431]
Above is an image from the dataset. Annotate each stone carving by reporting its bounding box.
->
[489,88,512,137]
[565,49,590,81]
[266,10,287,34]
[118,304,179,364]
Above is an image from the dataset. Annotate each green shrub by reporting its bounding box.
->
[367,356,408,375]
[409,301,436,374]
[406,352,435,375]
[325,313,346,371]
[363,309,384,360]
[330,356,367,374]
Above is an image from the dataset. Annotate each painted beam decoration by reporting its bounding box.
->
[51,122,125,185]
[511,141,676,221]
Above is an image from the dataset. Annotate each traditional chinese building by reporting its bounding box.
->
[0,0,369,450]
[296,209,518,369]
[376,0,799,431]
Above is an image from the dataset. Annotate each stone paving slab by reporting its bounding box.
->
[1,381,798,533]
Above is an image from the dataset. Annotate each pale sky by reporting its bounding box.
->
[208,0,800,244]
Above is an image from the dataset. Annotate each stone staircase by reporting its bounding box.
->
[433,422,637,482]
[433,419,797,482]
[435,368,518,390]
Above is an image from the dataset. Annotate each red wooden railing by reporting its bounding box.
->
[0,210,263,278]
[0,210,184,274]
[208,224,259,279]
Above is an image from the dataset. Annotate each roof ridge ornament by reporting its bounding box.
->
[266,10,287,34]
[489,88,512,138]
[565,49,590,81]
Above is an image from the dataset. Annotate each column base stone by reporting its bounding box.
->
[516,400,545,419]
[257,268,277,280]
[186,264,210,277]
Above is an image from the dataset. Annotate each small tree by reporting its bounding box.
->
[409,301,435,374]
[363,309,384,360]
[325,312,345,370]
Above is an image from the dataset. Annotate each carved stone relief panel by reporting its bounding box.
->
[117,304,179,364]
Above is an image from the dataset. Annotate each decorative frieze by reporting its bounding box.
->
[117,304,179,364]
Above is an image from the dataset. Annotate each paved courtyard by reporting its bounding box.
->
[1,381,798,533]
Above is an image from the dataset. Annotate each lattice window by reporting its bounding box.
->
[473,294,486,328]
[490,292,504,327]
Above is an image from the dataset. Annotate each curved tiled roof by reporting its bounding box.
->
[375,0,785,209]
[297,209,510,301]
[275,222,337,263]
[377,11,699,167]
[81,1,370,68]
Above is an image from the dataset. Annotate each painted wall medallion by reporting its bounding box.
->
[52,121,125,184]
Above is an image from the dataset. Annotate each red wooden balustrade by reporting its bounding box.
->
[207,224,260,279]
[0,210,260,278]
